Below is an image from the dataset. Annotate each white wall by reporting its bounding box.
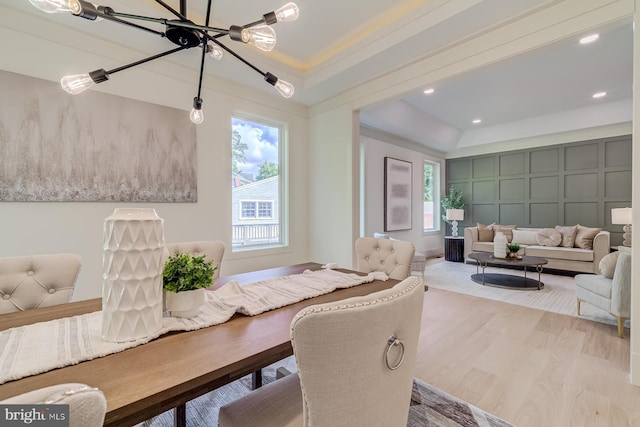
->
[0,5,310,301]
[360,130,445,257]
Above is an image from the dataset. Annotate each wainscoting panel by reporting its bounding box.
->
[447,135,632,245]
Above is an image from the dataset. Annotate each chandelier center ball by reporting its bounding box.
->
[166,23,202,48]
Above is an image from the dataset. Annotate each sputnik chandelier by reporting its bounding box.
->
[29,0,299,124]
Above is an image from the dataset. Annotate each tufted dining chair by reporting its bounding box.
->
[218,275,425,427]
[165,241,225,281]
[1,383,107,427]
[354,236,415,280]
[373,232,426,278]
[0,253,82,314]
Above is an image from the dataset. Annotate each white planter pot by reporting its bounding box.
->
[165,288,205,318]
[102,208,165,342]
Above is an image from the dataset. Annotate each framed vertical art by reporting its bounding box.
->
[384,157,412,231]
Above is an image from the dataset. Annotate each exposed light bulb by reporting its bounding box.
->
[60,74,95,95]
[190,97,204,124]
[241,26,277,51]
[274,2,299,22]
[29,0,81,14]
[274,79,294,98]
[207,44,224,60]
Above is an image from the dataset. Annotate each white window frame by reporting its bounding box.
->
[239,200,274,220]
[423,160,440,233]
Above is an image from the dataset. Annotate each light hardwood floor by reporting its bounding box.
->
[415,259,640,427]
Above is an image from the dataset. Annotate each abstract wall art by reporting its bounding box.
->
[384,157,412,231]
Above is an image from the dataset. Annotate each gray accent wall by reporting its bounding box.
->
[446,135,632,246]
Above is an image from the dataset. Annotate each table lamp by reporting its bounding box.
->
[611,207,632,247]
[446,209,464,237]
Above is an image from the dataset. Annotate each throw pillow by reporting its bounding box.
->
[599,251,619,279]
[511,229,538,245]
[555,225,578,248]
[574,224,602,249]
[493,225,517,243]
[536,228,562,247]
[477,223,495,242]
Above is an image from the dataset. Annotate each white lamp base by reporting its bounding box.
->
[451,220,459,237]
[622,224,632,247]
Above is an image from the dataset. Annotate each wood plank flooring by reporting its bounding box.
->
[415,260,640,427]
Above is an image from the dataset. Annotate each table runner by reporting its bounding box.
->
[0,267,387,385]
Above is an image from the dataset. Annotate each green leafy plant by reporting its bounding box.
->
[506,243,521,253]
[162,252,217,293]
[441,186,464,223]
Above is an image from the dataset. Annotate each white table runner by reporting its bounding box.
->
[0,267,387,385]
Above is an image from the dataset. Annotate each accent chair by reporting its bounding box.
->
[218,275,425,427]
[575,249,631,337]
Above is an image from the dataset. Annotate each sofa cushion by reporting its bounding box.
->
[598,251,619,279]
[524,245,593,262]
[536,228,562,247]
[511,229,538,245]
[574,225,602,250]
[472,242,495,253]
[477,223,495,242]
[555,225,578,248]
[494,225,516,242]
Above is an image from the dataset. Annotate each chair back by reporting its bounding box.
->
[1,383,106,427]
[354,237,415,280]
[0,253,82,314]
[165,241,225,280]
[291,275,424,427]
[611,251,632,317]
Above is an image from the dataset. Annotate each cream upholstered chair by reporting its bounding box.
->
[1,383,107,427]
[218,275,424,427]
[165,241,225,281]
[355,236,415,280]
[0,253,82,314]
[372,232,425,278]
[575,250,631,337]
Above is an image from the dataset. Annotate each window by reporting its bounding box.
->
[239,200,274,219]
[231,116,284,249]
[423,161,439,232]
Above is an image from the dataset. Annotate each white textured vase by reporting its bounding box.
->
[102,208,165,342]
[165,288,205,318]
[493,231,507,259]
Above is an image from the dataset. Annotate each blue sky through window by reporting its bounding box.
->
[232,118,278,179]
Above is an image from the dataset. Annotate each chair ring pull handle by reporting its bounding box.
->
[385,335,405,370]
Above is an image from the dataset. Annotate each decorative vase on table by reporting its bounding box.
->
[493,232,507,259]
[102,208,166,343]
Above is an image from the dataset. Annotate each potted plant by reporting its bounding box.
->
[506,243,521,259]
[163,252,217,318]
[441,187,464,224]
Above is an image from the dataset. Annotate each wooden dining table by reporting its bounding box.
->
[0,262,400,427]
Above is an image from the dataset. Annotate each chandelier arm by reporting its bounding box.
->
[106,11,230,36]
[153,0,188,20]
[206,36,266,78]
[195,0,213,101]
[96,9,166,37]
[106,46,188,75]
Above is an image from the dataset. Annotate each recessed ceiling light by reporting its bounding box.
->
[472,119,482,124]
[592,91,607,98]
[580,34,599,44]
[423,88,435,95]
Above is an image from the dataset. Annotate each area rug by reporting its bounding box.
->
[136,356,513,427]
[425,260,627,328]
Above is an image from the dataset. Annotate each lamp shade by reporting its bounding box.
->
[445,209,464,221]
[611,207,632,225]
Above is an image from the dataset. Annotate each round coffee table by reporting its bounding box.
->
[468,252,548,290]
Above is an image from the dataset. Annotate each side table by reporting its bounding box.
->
[444,236,464,262]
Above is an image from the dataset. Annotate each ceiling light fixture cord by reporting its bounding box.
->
[29,0,299,123]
